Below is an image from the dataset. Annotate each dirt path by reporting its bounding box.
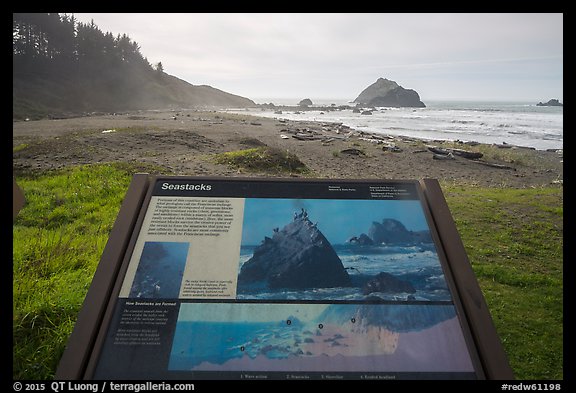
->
[13,109,563,188]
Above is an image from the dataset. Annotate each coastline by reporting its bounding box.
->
[228,100,563,152]
[13,108,563,188]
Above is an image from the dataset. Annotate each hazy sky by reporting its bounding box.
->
[241,198,429,245]
[71,13,563,103]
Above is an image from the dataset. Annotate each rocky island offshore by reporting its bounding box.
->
[537,99,563,107]
[257,77,426,113]
[354,78,426,108]
[237,209,352,289]
[348,218,432,246]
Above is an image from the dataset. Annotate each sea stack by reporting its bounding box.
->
[238,209,351,289]
[354,77,426,108]
[349,218,432,246]
[537,99,563,107]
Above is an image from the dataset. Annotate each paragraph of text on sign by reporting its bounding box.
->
[147,198,234,237]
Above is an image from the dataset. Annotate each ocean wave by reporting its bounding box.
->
[223,101,562,150]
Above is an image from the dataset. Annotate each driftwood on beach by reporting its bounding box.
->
[427,146,483,160]
[13,109,562,187]
[472,161,517,171]
[426,145,517,169]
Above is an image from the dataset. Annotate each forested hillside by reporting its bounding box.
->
[13,13,255,119]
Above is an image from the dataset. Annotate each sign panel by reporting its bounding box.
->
[72,177,489,380]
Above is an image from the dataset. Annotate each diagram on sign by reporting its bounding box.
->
[168,303,474,373]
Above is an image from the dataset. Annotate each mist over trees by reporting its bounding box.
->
[13,13,255,119]
[12,13,158,116]
[13,13,159,117]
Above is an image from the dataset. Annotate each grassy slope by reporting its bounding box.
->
[442,182,563,379]
[12,164,563,379]
[13,71,256,120]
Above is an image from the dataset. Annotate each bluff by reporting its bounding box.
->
[354,77,425,108]
[237,210,351,289]
[13,69,256,120]
[12,13,256,120]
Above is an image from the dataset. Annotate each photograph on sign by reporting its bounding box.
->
[128,241,189,299]
[237,198,449,301]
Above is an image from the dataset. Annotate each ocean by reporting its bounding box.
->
[237,243,450,302]
[223,99,563,151]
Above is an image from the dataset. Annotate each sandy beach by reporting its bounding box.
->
[12,109,563,188]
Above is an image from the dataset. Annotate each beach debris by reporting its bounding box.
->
[427,146,451,155]
[398,136,421,143]
[450,148,483,159]
[340,148,366,156]
[359,137,384,144]
[292,133,321,141]
[427,145,483,159]
[250,121,262,126]
[383,144,402,153]
[493,141,535,150]
[101,129,116,133]
[473,161,516,170]
[280,134,290,139]
[284,125,346,143]
[433,152,455,160]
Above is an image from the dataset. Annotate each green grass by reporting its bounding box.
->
[13,143,29,153]
[12,165,563,379]
[12,162,170,379]
[213,146,309,175]
[441,183,563,379]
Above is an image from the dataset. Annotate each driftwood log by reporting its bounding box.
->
[427,146,483,159]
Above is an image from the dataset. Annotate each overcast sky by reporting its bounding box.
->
[71,13,563,103]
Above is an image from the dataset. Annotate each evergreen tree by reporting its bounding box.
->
[13,13,154,78]
[13,12,158,113]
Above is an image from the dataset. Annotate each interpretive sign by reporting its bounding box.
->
[56,176,513,380]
